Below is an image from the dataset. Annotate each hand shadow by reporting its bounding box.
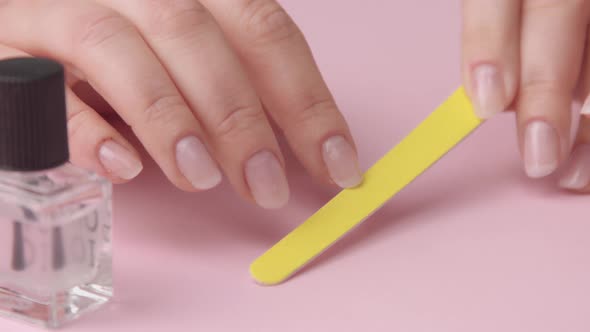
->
[291,157,539,281]
[108,117,548,283]
[109,119,337,253]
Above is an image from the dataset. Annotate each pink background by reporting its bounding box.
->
[4,0,590,331]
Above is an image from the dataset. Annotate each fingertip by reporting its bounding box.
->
[109,177,135,185]
[321,135,363,189]
[175,136,223,191]
[98,140,144,181]
[245,150,290,209]
[461,0,520,119]
[558,144,590,190]
[523,121,561,179]
[470,64,505,119]
[66,89,146,185]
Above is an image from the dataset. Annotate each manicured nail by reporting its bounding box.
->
[99,140,143,180]
[176,136,222,190]
[322,136,363,188]
[471,64,505,119]
[559,145,590,190]
[580,97,590,116]
[524,121,560,178]
[245,150,289,209]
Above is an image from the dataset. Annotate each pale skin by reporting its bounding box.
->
[1,0,588,212]
[462,0,590,192]
[0,0,364,210]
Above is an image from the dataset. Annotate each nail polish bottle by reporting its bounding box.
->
[0,58,113,328]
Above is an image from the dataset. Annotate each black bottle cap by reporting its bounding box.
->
[0,57,69,171]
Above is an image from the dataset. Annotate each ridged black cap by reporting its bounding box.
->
[0,58,69,171]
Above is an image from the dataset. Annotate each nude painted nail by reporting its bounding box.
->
[98,140,143,180]
[322,136,363,188]
[176,136,222,190]
[580,97,590,116]
[245,150,289,209]
[524,121,560,178]
[559,145,590,190]
[471,64,505,119]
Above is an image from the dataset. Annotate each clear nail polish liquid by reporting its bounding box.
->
[0,58,113,328]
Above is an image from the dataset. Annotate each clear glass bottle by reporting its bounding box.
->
[0,58,113,328]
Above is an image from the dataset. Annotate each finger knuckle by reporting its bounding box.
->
[142,94,191,127]
[522,75,570,98]
[462,26,501,48]
[67,107,95,141]
[288,97,338,129]
[241,0,300,44]
[214,105,267,141]
[144,0,211,41]
[74,9,135,49]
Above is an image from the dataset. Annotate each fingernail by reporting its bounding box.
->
[176,136,222,190]
[559,145,590,190]
[98,140,143,180]
[245,150,289,209]
[471,64,505,119]
[322,136,363,188]
[580,98,590,115]
[524,121,560,178]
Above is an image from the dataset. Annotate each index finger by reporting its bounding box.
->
[461,0,521,118]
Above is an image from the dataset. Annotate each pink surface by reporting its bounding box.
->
[4,1,590,331]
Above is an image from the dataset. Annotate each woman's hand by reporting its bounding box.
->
[461,0,590,191]
[0,0,363,208]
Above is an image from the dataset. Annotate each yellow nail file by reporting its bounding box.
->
[250,87,483,285]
